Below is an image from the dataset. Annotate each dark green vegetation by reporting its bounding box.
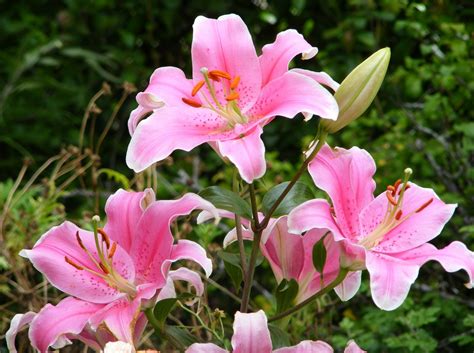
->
[1,1,473,352]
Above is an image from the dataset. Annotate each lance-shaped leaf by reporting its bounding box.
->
[262,181,314,217]
[200,186,253,219]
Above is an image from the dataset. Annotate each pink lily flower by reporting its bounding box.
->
[126,14,339,183]
[288,144,474,310]
[8,189,217,351]
[185,310,366,353]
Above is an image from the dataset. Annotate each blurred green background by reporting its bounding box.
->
[1,0,473,352]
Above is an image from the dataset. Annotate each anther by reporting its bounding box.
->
[182,97,202,108]
[75,231,86,250]
[230,75,240,90]
[99,262,110,274]
[387,185,395,193]
[108,242,117,259]
[65,256,84,270]
[393,179,402,192]
[395,210,403,220]
[226,92,240,101]
[416,198,433,213]
[386,190,398,206]
[398,184,410,195]
[208,73,221,82]
[209,70,232,80]
[192,81,205,96]
[97,228,110,249]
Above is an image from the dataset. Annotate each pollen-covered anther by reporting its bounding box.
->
[75,231,86,250]
[230,75,240,90]
[385,190,398,206]
[395,210,403,220]
[99,262,110,274]
[108,242,117,259]
[182,97,202,108]
[209,70,232,80]
[398,184,410,195]
[64,256,84,270]
[226,92,240,101]
[387,185,395,194]
[416,198,433,213]
[98,228,110,249]
[192,80,205,96]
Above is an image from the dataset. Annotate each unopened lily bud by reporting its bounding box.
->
[322,47,391,133]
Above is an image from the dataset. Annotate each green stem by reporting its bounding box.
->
[233,170,247,276]
[269,268,348,322]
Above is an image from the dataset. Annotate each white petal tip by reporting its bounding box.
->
[302,47,318,60]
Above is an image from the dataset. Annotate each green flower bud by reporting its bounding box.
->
[323,47,391,133]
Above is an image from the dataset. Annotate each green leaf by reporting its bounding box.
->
[153,298,177,324]
[164,325,197,349]
[269,323,291,348]
[199,186,252,219]
[218,250,243,291]
[275,279,299,313]
[262,181,315,217]
[312,233,328,274]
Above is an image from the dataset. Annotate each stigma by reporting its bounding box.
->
[181,67,247,127]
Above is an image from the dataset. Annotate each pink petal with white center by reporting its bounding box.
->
[130,193,216,284]
[290,68,340,91]
[344,341,367,353]
[191,14,261,111]
[198,208,251,229]
[397,242,474,289]
[104,189,154,253]
[231,311,272,353]
[366,251,420,310]
[309,145,376,240]
[249,71,338,122]
[216,125,266,183]
[167,240,213,278]
[156,276,177,302]
[89,298,141,343]
[136,66,194,110]
[6,312,36,353]
[360,183,456,253]
[126,106,225,173]
[186,343,228,353]
[29,297,103,353]
[334,271,362,301]
[274,340,334,353]
[223,227,253,248]
[169,267,205,297]
[20,221,135,304]
[287,199,343,240]
[128,105,152,135]
[260,29,317,86]
[261,216,304,283]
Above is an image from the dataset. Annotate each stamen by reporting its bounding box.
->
[230,75,240,90]
[416,198,433,213]
[398,184,410,195]
[182,97,202,108]
[192,80,205,96]
[395,210,403,220]
[99,262,110,274]
[108,242,117,259]
[386,190,398,206]
[209,70,232,80]
[387,185,395,194]
[75,231,86,250]
[225,92,240,101]
[393,179,402,192]
[208,72,221,82]
[97,228,110,249]
[65,256,84,270]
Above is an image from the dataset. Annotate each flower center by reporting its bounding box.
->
[359,168,433,249]
[64,217,136,297]
[181,67,247,127]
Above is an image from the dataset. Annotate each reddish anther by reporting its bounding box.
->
[393,179,402,191]
[75,231,86,250]
[98,228,110,249]
[99,262,110,274]
[230,75,240,90]
[226,92,240,101]
[399,184,411,195]
[386,190,398,206]
[182,97,202,108]
[108,242,117,259]
[416,198,433,213]
[192,80,205,96]
[65,256,84,271]
[387,185,395,193]
[209,69,232,80]
[395,210,403,220]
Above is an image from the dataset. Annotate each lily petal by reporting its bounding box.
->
[308,145,376,241]
[260,29,317,86]
[216,125,266,183]
[186,343,228,353]
[290,68,340,91]
[29,297,103,353]
[334,271,362,302]
[274,340,334,353]
[344,341,367,353]
[6,312,36,353]
[192,14,261,111]
[249,72,338,121]
[126,107,223,173]
[20,221,135,304]
[104,188,155,253]
[167,240,213,278]
[231,311,272,353]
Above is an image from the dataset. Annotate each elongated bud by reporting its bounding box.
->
[322,47,391,133]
